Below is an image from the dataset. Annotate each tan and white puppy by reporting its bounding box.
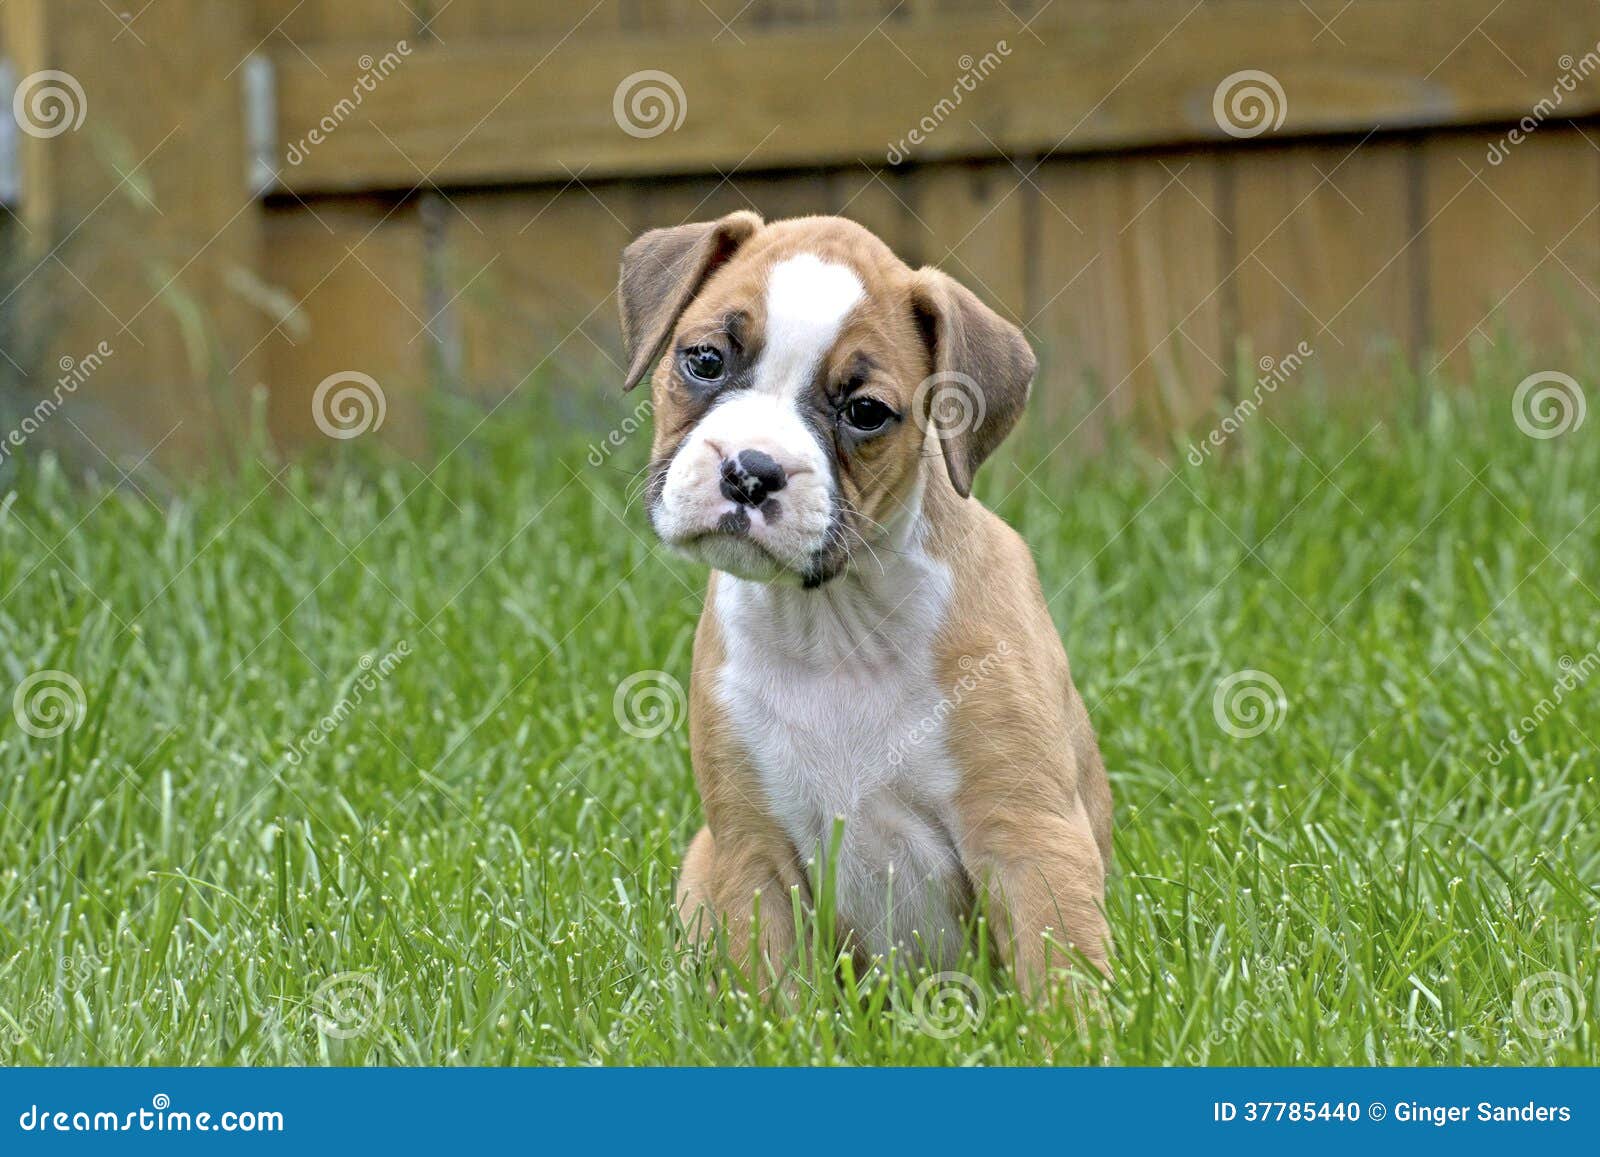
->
[618,212,1112,995]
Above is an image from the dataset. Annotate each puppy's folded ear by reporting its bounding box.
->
[908,268,1037,498]
[617,210,763,391]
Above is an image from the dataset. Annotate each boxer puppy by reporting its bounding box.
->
[618,212,1112,996]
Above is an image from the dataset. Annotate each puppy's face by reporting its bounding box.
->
[617,214,1036,587]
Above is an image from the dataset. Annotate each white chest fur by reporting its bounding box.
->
[712,533,969,965]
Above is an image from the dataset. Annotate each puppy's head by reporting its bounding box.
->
[618,213,1035,587]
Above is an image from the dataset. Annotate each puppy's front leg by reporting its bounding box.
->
[960,797,1111,996]
[677,821,807,991]
[681,594,811,993]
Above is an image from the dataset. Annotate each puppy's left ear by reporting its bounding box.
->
[618,210,763,391]
[909,268,1037,498]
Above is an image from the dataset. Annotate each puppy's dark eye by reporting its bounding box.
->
[842,396,895,432]
[680,345,726,382]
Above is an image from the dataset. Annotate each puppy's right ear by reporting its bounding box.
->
[618,210,762,391]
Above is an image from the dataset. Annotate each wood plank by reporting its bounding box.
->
[626,1,775,33]
[271,0,1600,194]
[3,0,263,465]
[253,0,413,42]
[830,167,923,267]
[263,199,432,453]
[627,171,843,233]
[628,175,766,234]
[435,184,635,402]
[1032,150,1230,443]
[914,163,1029,325]
[1420,125,1600,380]
[1229,138,1419,389]
[428,1,626,39]
[626,167,922,256]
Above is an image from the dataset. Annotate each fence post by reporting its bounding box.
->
[1,0,264,468]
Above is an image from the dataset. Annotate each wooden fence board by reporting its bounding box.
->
[627,0,751,33]
[263,200,431,453]
[270,0,1600,195]
[829,167,923,267]
[429,1,627,39]
[437,185,634,401]
[1032,150,1230,442]
[914,163,1030,325]
[2,0,262,464]
[253,0,413,42]
[1420,126,1600,378]
[1229,138,1419,389]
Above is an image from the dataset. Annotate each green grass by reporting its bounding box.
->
[1,359,1597,1066]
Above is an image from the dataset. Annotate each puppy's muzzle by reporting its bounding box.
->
[719,450,787,508]
[650,392,836,583]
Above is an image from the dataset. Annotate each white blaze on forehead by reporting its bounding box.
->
[755,254,865,398]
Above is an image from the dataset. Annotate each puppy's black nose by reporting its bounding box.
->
[719,450,787,507]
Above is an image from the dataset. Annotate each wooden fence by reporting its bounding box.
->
[1,0,1598,463]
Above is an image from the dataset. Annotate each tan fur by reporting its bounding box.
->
[620,213,1112,998]
[925,480,1113,987]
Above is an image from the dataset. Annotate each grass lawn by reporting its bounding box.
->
[1,363,1596,1065]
